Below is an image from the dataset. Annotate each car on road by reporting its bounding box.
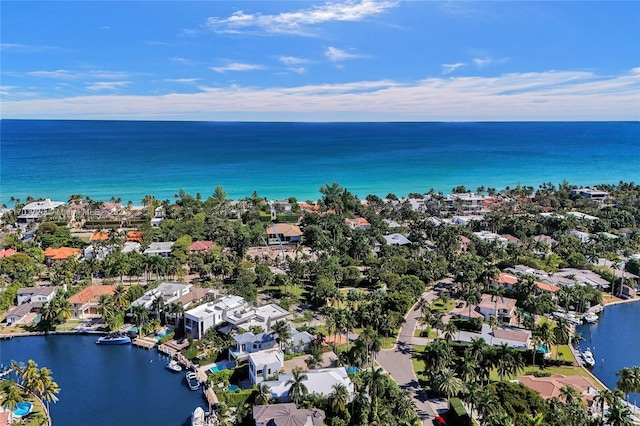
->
[433,415,446,426]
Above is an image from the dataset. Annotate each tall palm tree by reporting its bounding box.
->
[616,367,636,401]
[1,382,23,424]
[286,366,308,406]
[606,398,633,426]
[255,384,272,405]
[553,317,571,360]
[272,320,291,352]
[436,367,465,399]
[330,383,350,416]
[130,304,148,336]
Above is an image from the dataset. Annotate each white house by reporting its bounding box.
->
[150,206,165,227]
[225,304,290,331]
[570,188,610,203]
[184,295,246,339]
[17,199,64,227]
[143,242,174,257]
[6,303,37,326]
[131,282,192,310]
[16,286,59,306]
[249,348,285,385]
[263,367,354,402]
[230,332,278,362]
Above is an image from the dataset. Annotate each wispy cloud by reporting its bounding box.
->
[442,63,466,74]
[4,69,639,121]
[325,47,364,62]
[26,69,130,80]
[164,78,201,83]
[205,0,398,35]
[1,43,60,53]
[85,81,129,91]
[211,63,265,73]
[278,56,309,66]
[473,57,508,68]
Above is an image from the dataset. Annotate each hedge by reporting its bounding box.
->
[449,397,471,426]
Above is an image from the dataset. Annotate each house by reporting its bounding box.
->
[68,285,118,319]
[249,348,285,385]
[569,229,591,243]
[289,328,315,353]
[225,304,290,331]
[518,374,597,402]
[150,206,165,227]
[345,218,371,230]
[126,231,143,243]
[444,193,486,214]
[0,249,17,258]
[474,231,508,245]
[556,268,610,289]
[266,224,302,245]
[6,303,38,326]
[457,324,532,349]
[189,240,213,253]
[452,215,484,226]
[90,232,110,243]
[476,294,517,324]
[570,188,610,203]
[263,367,354,402]
[566,212,598,221]
[229,332,278,362]
[184,295,246,339]
[491,272,559,294]
[383,233,411,246]
[43,247,82,266]
[143,242,174,258]
[253,404,325,426]
[17,199,64,227]
[16,286,58,305]
[131,282,193,310]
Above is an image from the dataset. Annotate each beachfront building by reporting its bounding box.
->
[253,404,325,426]
[68,284,118,319]
[17,199,65,227]
[444,193,486,214]
[345,217,371,230]
[266,224,302,245]
[131,282,193,310]
[184,295,246,339]
[150,206,165,227]
[570,188,610,203]
[249,348,285,385]
[16,286,59,306]
[262,367,354,402]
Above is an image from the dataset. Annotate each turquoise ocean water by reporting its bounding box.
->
[1,120,639,205]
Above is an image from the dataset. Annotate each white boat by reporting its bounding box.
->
[583,312,598,323]
[582,348,596,367]
[191,406,205,426]
[96,333,132,345]
[165,359,182,373]
[186,371,200,391]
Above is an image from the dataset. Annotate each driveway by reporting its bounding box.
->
[377,291,439,425]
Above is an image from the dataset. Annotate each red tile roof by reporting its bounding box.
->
[91,232,109,241]
[44,247,82,260]
[68,285,118,305]
[0,248,17,258]
[190,241,213,252]
[126,231,143,242]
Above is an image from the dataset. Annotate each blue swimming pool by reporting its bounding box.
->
[14,401,32,417]
[227,385,239,392]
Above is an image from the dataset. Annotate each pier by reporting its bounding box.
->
[132,338,157,350]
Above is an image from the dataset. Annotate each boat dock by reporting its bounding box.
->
[132,338,157,350]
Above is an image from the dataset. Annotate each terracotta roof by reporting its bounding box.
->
[0,248,17,258]
[69,285,118,305]
[536,281,559,293]
[91,232,109,241]
[267,224,302,237]
[479,293,517,311]
[190,241,213,252]
[44,247,82,260]
[518,374,594,400]
[345,217,371,227]
[126,231,143,242]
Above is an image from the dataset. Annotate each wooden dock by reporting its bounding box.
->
[132,338,157,350]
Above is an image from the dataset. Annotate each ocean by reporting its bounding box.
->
[0,335,205,426]
[1,120,639,205]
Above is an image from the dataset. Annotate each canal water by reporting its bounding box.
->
[1,334,206,425]
[577,301,640,403]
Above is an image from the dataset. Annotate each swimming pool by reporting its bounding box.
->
[14,401,32,417]
[227,385,239,392]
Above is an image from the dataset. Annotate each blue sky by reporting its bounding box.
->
[2,1,639,121]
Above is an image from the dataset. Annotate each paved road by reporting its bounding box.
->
[377,291,439,425]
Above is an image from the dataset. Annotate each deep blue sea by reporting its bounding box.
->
[577,301,640,404]
[1,120,639,205]
[0,335,205,426]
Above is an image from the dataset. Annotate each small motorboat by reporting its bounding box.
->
[583,312,598,323]
[96,333,132,345]
[582,348,596,367]
[191,406,205,426]
[186,371,200,391]
[166,359,182,373]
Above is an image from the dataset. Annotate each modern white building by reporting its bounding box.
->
[263,367,354,402]
[131,282,193,310]
[184,295,246,339]
[143,242,174,257]
[16,286,59,305]
[249,348,285,385]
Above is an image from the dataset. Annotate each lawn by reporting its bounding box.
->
[430,298,456,313]
[414,327,437,338]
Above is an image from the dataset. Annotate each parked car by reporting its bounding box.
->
[434,416,446,426]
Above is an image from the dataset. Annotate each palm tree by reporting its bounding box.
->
[255,384,272,405]
[489,316,500,345]
[286,366,308,406]
[305,349,324,370]
[436,367,465,398]
[130,304,148,336]
[1,382,23,424]
[21,359,40,392]
[330,383,350,416]
[494,343,524,381]
[272,320,291,352]
[553,317,571,360]
[606,398,633,426]
[594,388,624,418]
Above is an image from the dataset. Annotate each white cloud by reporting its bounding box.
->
[278,56,309,66]
[442,63,466,74]
[211,63,265,73]
[26,69,130,80]
[473,57,508,68]
[164,78,201,83]
[3,69,639,121]
[206,0,398,35]
[325,47,364,62]
[85,81,129,91]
